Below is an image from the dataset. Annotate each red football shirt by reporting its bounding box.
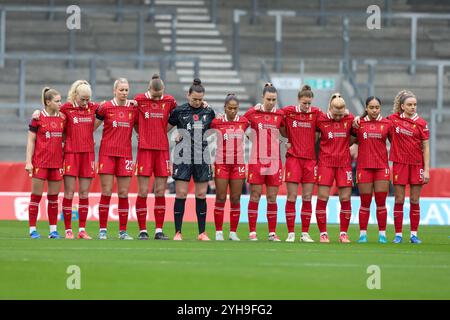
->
[96,99,137,158]
[388,112,429,165]
[211,115,249,165]
[28,109,66,168]
[244,105,285,163]
[283,105,322,160]
[353,114,392,169]
[316,112,355,167]
[60,101,98,153]
[134,92,177,150]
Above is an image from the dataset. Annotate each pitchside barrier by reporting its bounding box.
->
[1,193,449,226]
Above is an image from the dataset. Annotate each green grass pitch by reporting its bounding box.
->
[0,221,449,299]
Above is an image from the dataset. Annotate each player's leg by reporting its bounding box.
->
[357,182,373,243]
[409,184,423,243]
[117,176,133,240]
[374,179,389,243]
[174,179,189,239]
[98,174,114,239]
[47,178,62,239]
[63,175,76,236]
[77,177,93,239]
[266,185,280,241]
[248,183,262,240]
[300,183,315,242]
[28,177,45,238]
[136,175,150,239]
[229,178,244,241]
[285,182,298,242]
[316,185,331,242]
[194,181,209,240]
[392,162,407,243]
[214,177,229,240]
[337,186,352,243]
[153,176,169,240]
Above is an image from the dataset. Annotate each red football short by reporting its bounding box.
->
[136,149,171,177]
[356,168,390,184]
[32,167,63,181]
[98,154,133,177]
[317,166,353,187]
[284,156,317,184]
[214,163,246,180]
[248,159,283,186]
[63,152,95,178]
[392,162,424,185]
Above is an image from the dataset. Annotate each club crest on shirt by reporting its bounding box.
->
[129,112,133,119]
[380,125,384,130]
[161,103,165,110]
[344,122,348,128]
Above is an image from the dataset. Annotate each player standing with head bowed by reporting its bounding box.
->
[210,93,249,241]
[282,85,321,243]
[95,78,138,240]
[388,90,430,244]
[352,96,392,243]
[168,78,216,241]
[133,74,177,240]
[26,87,65,239]
[315,93,355,243]
[244,83,285,241]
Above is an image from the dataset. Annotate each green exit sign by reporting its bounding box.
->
[304,78,335,90]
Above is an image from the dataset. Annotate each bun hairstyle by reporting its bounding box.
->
[298,84,314,99]
[149,73,164,91]
[262,82,277,96]
[41,87,60,107]
[393,89,416,114]
[328,92,346,109]
[67,80,91,104]
[189,78,205,94]
[224,93,239,107]
[361,96,382,118]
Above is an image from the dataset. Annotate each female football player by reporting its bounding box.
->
[26,87,65,239]
[168,78,216,241]
[211,93,249,241]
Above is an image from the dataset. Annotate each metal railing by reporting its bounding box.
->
[0,4,179,69]
[231,8,450,75]
[430,109,450,167]
[0,53,200,119]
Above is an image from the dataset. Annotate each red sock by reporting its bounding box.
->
[340,200,352,233]
[78,198,89,229]
[118,197,129,231]
[359,194,372,231]
[301,200,312,233]
[375,192,387,231]
[135,196,147,231]
[99,195,111,229]
[28,194,42,228]
[230,202,240,232]
[285,200,296,233]
[62,197,72,230]
[154,196,166,230]
[315,198,328,233]
[410,202,420,232]
[267,202,278,233]
[394,203,404,233]
[214,201,225,231]
[47,194,59,226]
[248,200,259,233]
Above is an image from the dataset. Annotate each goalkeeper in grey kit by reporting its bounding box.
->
[168,78,216,241]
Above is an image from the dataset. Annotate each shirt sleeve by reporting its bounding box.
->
[95,103,106,121]
[28,118,39,133]
[420,121,430,140]
[168,107,179,126]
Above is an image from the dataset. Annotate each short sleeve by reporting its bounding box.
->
[420,122,430,140]
[96,103,106,121]
[168,108,179,126]
[29,118,39,133]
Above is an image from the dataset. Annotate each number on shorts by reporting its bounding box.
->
[238,166,245,174]
[125,160,133,171]
[419,168,424,181]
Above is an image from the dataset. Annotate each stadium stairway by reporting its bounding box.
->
[152,0,252,112]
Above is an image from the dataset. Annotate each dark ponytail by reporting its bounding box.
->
[149,73,164,91]
[361,96,382,118]
[224,93,239,108]
[262,82,277,96]
[298,84,314,99]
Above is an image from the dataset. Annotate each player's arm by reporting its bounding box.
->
[279,126,287,138]
[422,139,430,184]
[94,118,103,131]
[315,132,320,143]
[350,135,357,146]
[25,130,37,176]
[167,124,174,132]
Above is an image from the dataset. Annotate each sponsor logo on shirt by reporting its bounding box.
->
[112,121,131,128]
[395,127,413,136]
[363,132,382,139]
[73,117,92,124]
[45,131,63,138]
[292,120,312,128]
